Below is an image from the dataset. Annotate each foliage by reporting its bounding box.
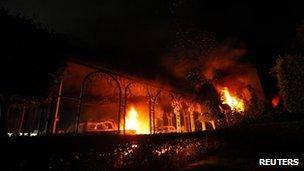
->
[293,23,304,53]
[244,85,265,120]
[0,8,69,136]
[0,7,67,98]
[271,55,304,114]
[0,133,222,170]
[197,83,223,120]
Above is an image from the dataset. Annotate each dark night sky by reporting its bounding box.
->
[2,0,304,98]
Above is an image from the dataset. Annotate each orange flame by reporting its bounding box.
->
[272,95,280,108]
[124,106,150,134]
[125,107,139,132]
[220,87,245,112]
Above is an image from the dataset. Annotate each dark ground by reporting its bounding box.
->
[1,120,304,170]
[182,121,304,171]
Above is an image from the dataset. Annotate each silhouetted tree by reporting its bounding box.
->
[0,8,67,137]
[186,69,222,120]
[244,85,264,121]
[271,55,304,114]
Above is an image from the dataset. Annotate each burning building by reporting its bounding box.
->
[0,6,266,136]
[50,56,265,135]
[54,59,205,134]
[5,55,265,136]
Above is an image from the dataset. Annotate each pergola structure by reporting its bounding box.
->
[52,60,214,134]
[4,57,266,136]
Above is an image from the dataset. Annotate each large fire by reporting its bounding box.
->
[220,87,245,112]
[124,106,150,134]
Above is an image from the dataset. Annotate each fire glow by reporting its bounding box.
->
[220,87,245,112]
[124,106,150,134]
[272,95,280,108]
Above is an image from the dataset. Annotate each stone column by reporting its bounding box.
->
[210,120,216,130]
[186,103,195,132]
[201,121,206,131]
[171,96,182,133]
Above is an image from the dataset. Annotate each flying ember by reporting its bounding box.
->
[220,87,245,112]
